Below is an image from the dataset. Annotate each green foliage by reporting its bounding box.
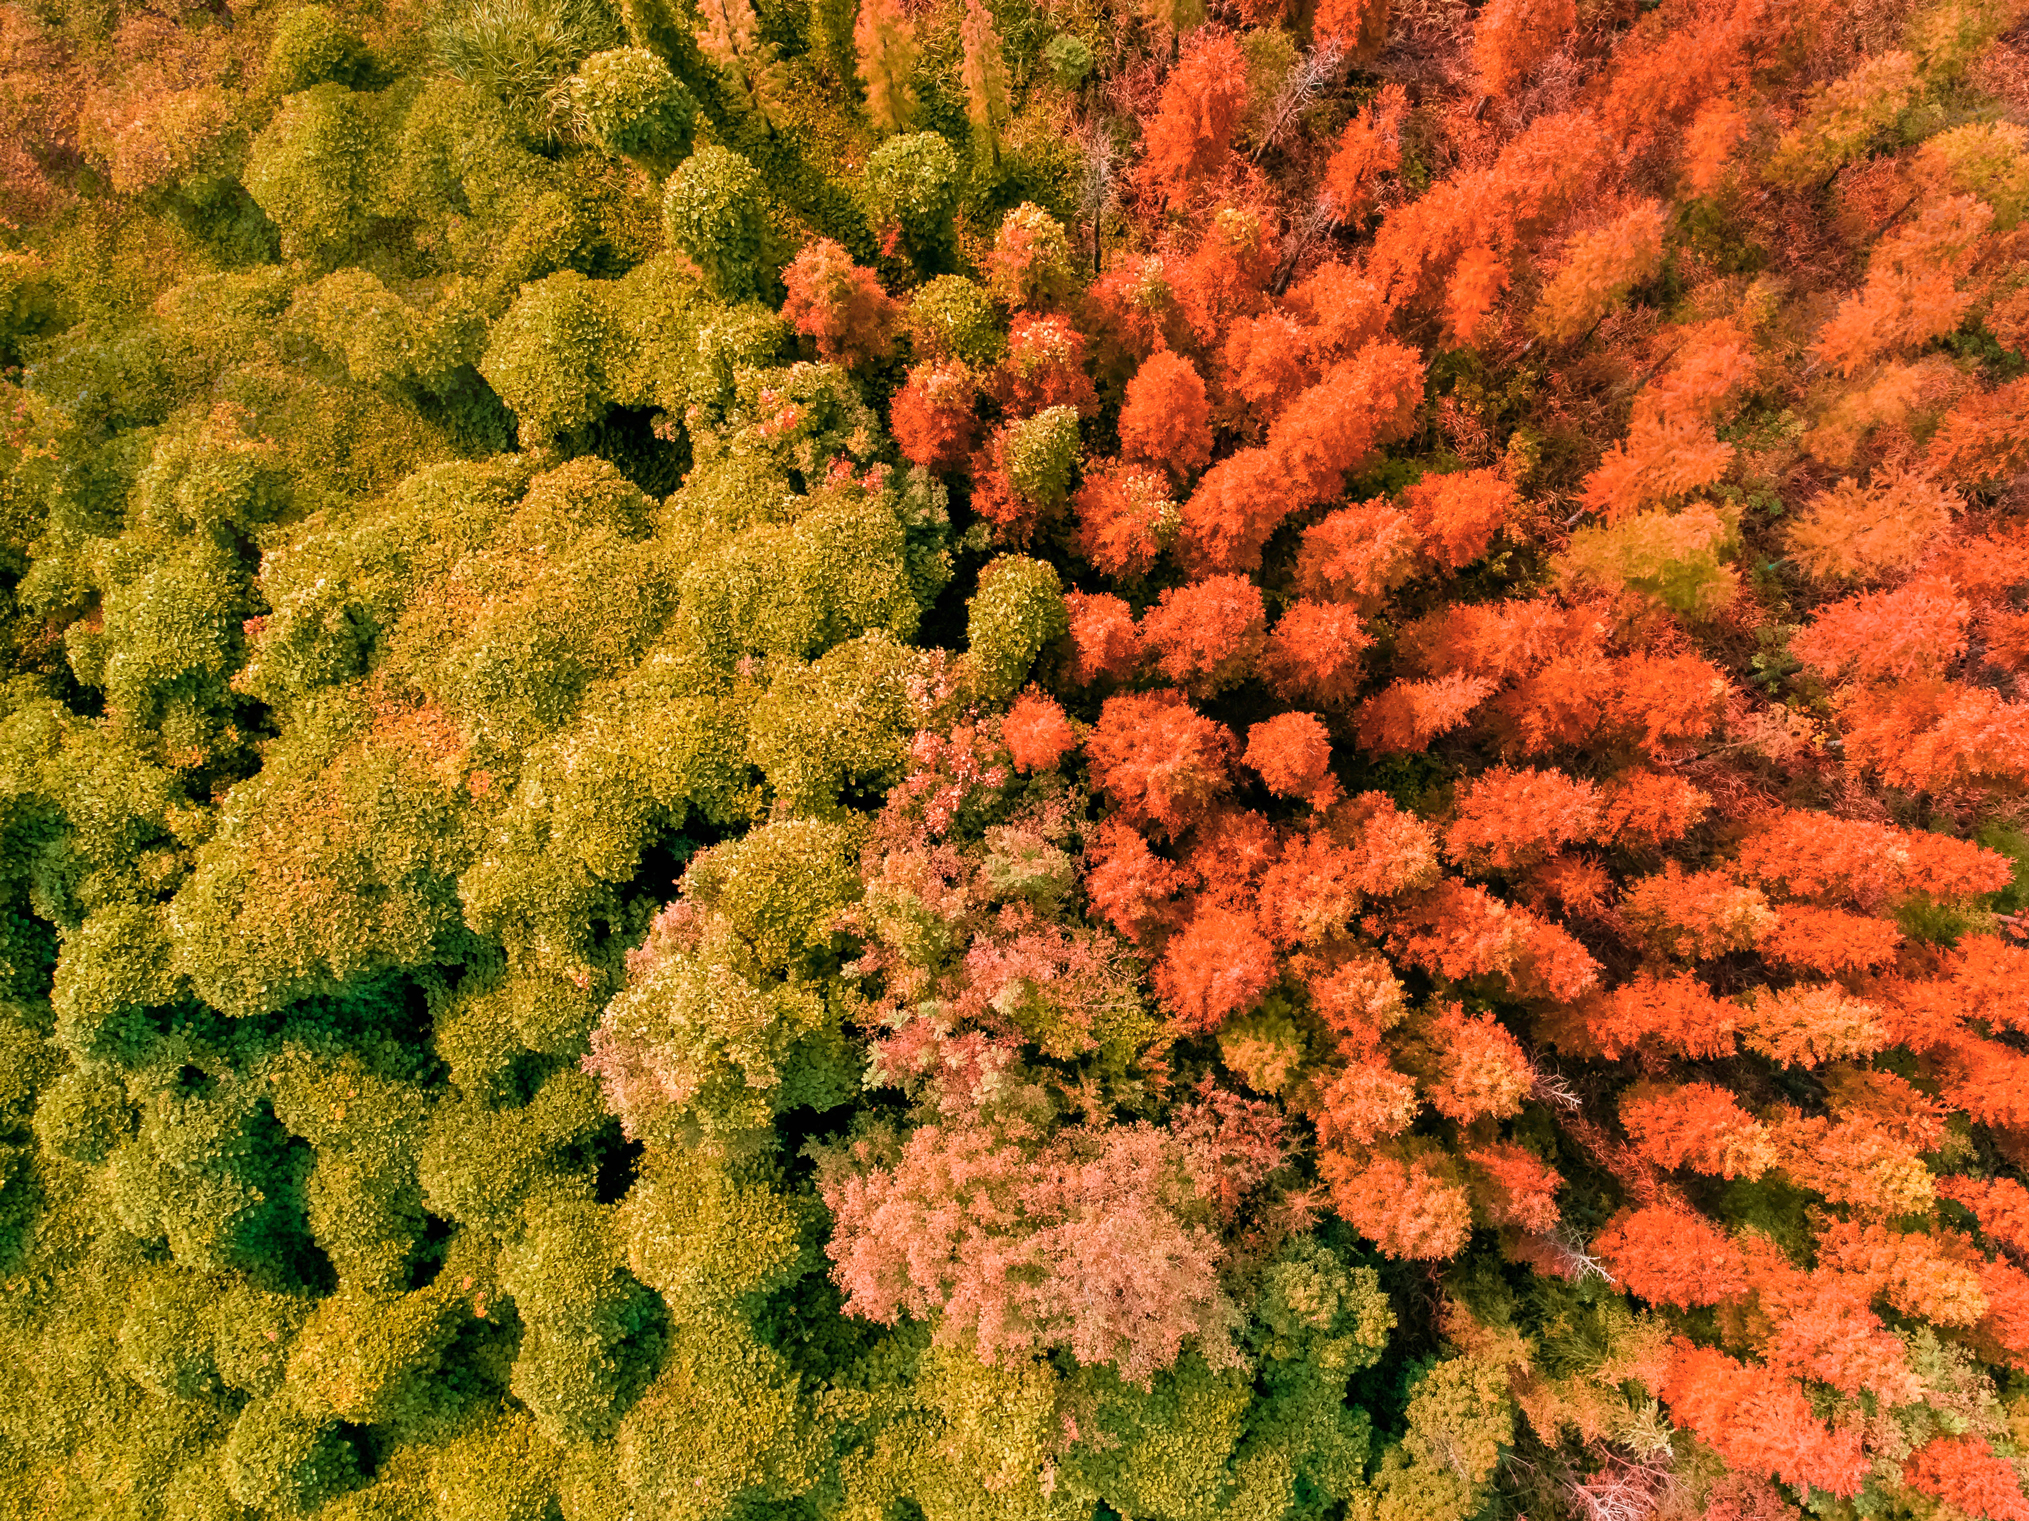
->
[266,6,382,94]
[1558,502,1739,617]
[1906,0,2019,80]
[288,270,486,394]
[1923,120,2029,228]
[965,553,1067,702]
[749,631,929,815]
[1002,403,1081,507]
[497,1199,666,1441]
[433,0,624,127]
[620,1149,804,1310]
[245,83,397,262]
[568,46,700,172]
[906,273,1005,365]
[664,146,771,301]
[865,131,963,274]
[224,1393,363,1515]
[1041,33,1094,88]
[682,818,860,972]
[480,269,623,442]
[34,1062,131,1164]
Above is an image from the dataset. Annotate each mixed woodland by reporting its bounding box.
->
[6,0,2029,1514]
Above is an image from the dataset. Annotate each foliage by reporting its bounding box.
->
[9,0,2029,1518]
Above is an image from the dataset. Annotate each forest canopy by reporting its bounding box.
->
[5,0,2029,1515]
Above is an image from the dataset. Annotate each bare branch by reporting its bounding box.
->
[1252,38,1345,164]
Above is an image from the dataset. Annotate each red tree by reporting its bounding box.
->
[1244,712,1335,802]
[1138,31,1250,207]
[1140,575,1266,695]
[890,361,978,471]
[781,238,899,366]
[1119,350,1213,481]
[1086,692,1237,836]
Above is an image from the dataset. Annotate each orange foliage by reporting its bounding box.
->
[1320,1139,1474,1260]
[1083,818,1188,943]
[1621,864,1773,960]
[1295,501,1420,606]
[1940,1177,2029,1257]
[1420,1004,1534,1122]
[1085,692,1236,836]
[1740,1238,1922,1402]
[1184,806,1283,908]
[1313,1057,1420,1145]
[1444,243,1510,348]
[1155,902,1276,1033]
[1063,591,1143,685]
[890,361,979,471]
[1953,936,2029,1036]
[1575,972,1738,1061]
[1355,673,1495,754]
[1221,311,1318,416]
[1767,1105,1930,1213]
[1073,463,1176,579]
[1928,376,2029,486]
[1283,260,1389,357]
[1620,1081,1773,1179]
[1299,945,1407,1050]
[1597,1208,1748,1308]
[1785,468,1958,583]
[1660,1342,1868,1497]
[1734,809,2012,909]
[1465,1142,1562,1232]
[1534,202,1667,344]
[1599,769,1711,846]
[1740,985,1887,1070]
[1177,448,1287,574]
[782,239,899,366]
[1257,835,1376,949]
[1403,467,1515,571]
[1139,576,1266,695]
[1312,0,1390,57]
[1119,350,1212,481]
[1267,341,1426,509]
[1472,0,1575,99]
[1244,712,1335,802]
[1683,98,1748,195]
[1759,906,1904,973]
[1261,600,1372,706]
[1814,1220,1988,1327]
[1606,652,1728,757]
[1321,83,1407,227]
[1138,31,1251,206]
[1003,693,1078,773]
[1443,765,1600,874]
[1792,576,1971,682]
[1813,196,1994,377]
[1839,680,2029,794]
[1382,879,1553,991]
[993,313,1099,417]
[1928,1031,2029,1133]
[1904,1436,2029,1521]
[1172,207,1275,344]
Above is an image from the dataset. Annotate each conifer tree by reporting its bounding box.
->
[959,0,1011,164]
[855,0,919,134]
